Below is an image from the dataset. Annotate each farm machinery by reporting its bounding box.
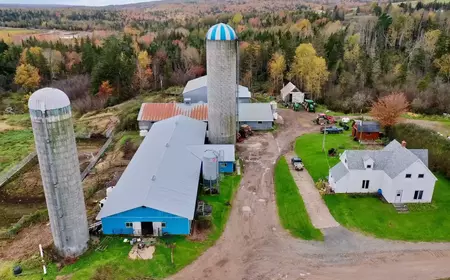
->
[236,124,253,142]
[313,113,336,125]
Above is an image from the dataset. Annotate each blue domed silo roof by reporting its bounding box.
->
[206,23,237,41]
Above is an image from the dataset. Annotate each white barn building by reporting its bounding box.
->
[329,140,437,203]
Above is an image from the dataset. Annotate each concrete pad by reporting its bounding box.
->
[285,154,339,229]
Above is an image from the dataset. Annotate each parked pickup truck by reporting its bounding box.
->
[291,157,304,171]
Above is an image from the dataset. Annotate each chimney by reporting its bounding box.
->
[401,140,407,148]
[184,98,191,105]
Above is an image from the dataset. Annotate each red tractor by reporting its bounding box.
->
[314,113,336,125]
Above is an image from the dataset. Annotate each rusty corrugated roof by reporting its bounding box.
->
[139,103,208,121]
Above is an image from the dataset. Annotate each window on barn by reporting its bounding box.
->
[366,165,372,168]
[405,174,412,178]
[162,222,166,228]
[418,174,424,178]
[220,163,227,168]
[125,222,133,228]
[257,121,263,124]
[414,190,424,200]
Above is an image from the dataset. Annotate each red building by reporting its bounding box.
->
[352,120,381,141]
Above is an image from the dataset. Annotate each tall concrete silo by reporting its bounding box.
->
[29,88,89,258]
[206,23,238,144]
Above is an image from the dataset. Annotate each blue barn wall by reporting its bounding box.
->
[220,161,234,173]
[240,121,273,130]
[102,206,190,235]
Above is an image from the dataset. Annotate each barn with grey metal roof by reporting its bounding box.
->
[182,75,251,103]
[97,115,207,236]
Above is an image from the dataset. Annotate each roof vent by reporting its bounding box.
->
[152,175,156,181]
[165,143,169,147]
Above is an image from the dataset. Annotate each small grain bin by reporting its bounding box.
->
[202,150,219,190]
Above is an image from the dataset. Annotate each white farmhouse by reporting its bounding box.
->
[329,140,437,203]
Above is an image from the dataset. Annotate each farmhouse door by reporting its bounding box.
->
[395,190,403,203]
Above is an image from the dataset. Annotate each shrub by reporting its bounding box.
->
[390,123,450,178]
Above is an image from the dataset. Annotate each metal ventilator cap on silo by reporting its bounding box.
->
[206,23,238,144]
[29,88,89,258]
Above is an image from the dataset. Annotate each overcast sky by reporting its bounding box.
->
[0,0,154,6]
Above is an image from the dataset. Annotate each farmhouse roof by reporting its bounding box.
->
[330,162,349,182]
[338,140,433,180]
[97,115,207,220]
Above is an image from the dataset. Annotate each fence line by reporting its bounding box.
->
[80,135,114,181]
[0,152,37,188]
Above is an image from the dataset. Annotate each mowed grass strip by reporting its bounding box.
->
[274,157,323,240]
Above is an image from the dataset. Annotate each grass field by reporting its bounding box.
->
[0,129,35,173]
[295,132,450,241]
[34,175,242,280]
[274,157,323,240]
[0,28,38,44]
[294,132,363,182]
[324,175,450,241]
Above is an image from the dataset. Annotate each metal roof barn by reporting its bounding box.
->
[183,75,251,103]
[97,115,207,221]
[238,103,274,122]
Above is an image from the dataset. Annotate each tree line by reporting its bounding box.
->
[1,3,450,116]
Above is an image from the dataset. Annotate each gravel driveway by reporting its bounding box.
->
[285,152,339,229]
[168,109,450,280]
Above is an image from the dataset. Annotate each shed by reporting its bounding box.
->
[97,115,207,236]
[183,75,251,103]
[238,103,274,130]
[187,145,235,173]
[280,82,304,103]
[352,120,381,141]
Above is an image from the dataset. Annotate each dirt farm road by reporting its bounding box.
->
[168,109,450,280]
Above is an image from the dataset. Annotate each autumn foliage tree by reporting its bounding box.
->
[14,64,40,91]
[289,43,329,99]
[370,92,409,133]
[268,52,286,93]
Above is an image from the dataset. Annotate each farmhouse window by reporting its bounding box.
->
[405,174,412,178]
[361,180,370,189]
[414,190,424,200]
[418,174,424,178]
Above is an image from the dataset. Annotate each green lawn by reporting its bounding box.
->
[295,132,450,241]
[294,132,363,182]
[38,175,241,280]
[274,157,323,240]
[0,129,35,173]
[324,175,450,241]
